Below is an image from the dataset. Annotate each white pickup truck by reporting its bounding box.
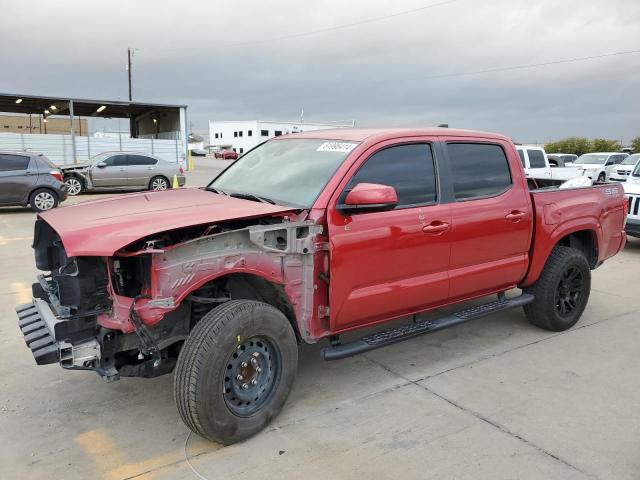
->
[516,146,587,186]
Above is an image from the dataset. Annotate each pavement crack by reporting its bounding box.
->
[364,357,600,479]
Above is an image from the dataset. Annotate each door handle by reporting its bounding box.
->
[119,168,125,171]
[25,171,36,176]
[146,167,154,170]
[505,210,526,222]
[422,221,450,235]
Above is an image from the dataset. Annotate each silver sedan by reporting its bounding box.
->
[61,151,186,195]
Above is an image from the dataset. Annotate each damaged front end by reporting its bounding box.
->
[18,215,324,381]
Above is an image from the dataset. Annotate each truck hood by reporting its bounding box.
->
[38,188,293,257]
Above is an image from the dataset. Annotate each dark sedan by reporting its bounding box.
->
[0,151,67,212]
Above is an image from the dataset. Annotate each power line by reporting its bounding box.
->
[218,0,462,48]
[418,49,640,80]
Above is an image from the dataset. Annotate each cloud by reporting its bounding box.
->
[0,0,638,142]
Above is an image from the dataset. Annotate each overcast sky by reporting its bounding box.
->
[0,0,638,143]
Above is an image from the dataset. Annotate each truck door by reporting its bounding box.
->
[441,139,532,300]
[327,141,451,332]
[0,153,36,205]
[91,154,128,187]
[526,148,551,180]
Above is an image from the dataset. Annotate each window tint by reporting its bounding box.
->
[527,149,546,168]
[128,155,157,166]
[516,149,525,167]
[103,155,127,167]
[446,143,512,200]
[347,144,436,207]
[0,154,30,171]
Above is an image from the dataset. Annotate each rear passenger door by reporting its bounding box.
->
[127,154,158,187]
[526,149,550,180]
[0,153,36,204]
[441,139,532,300]
[327,141,452,331]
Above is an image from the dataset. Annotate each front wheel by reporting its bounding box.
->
[174,300,298,444]
[149,176,169,191]
[64,176,83,196]
[597,173,606,183]
[30,189,58,212]
[523,246,591,331]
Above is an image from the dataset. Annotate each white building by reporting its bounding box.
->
[208,119,354,155]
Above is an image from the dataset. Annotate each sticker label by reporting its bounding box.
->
[316,142,358,153]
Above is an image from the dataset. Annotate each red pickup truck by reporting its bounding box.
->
[17,128,626,444]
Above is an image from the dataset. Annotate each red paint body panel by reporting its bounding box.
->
[38,188,292,256]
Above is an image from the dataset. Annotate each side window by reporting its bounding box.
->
[104,155,127,167]
[446,143,512,200]
[128,155,157,166]
[527,149,546,168]
[0,154,30,172]
[261,130,269,136]
[516,149,525,167]
[347,144,436,207]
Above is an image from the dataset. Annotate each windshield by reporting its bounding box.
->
[633,160,640,177]
[622,154,640,166]
[208,139,358,208]
[575,154,608,165]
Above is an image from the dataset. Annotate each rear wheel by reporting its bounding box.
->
[149,176,169,191]
[30,189,58,212]
[64,176,83,196]
[174,300,298,444]
[524,246,591,331]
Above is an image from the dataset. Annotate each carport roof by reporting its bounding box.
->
[0,92,186,118]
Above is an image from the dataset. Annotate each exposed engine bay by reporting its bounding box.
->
[24,215,324,381]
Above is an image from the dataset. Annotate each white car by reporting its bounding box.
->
[572,152,628,182]
[623,162,640,237]
[516,146,586,186]
[608,153,640,182]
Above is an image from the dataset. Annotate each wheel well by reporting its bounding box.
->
[556,230,597,267]
[65,173,84,184]
[189,273,300,339]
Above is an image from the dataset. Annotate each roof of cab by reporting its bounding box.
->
[273,127,511,143]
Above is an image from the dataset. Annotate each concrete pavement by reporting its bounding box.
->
[1,162,639,479]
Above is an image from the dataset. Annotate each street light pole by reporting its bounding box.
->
[127,48,133,101]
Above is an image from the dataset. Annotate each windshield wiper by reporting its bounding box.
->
[206,186,226,195]
[229,192,276,204]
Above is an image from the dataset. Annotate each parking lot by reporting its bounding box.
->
[1,157,639,480]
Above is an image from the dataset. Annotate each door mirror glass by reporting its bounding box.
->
[340,183,398,214]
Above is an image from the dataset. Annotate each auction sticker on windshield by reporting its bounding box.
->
[316,142,358,153]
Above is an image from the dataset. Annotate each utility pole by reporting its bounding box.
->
[127,48,133,101]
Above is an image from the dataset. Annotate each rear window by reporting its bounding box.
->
[446,143,512,200]
[517,149,525,167]
[36,154,57,169]
[0,153,30,171]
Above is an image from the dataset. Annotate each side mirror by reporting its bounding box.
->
[339,183,398,214]
[96,162,107,168]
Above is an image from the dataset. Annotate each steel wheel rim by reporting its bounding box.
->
[152,178,167,190]
[222,336,281,417]
[34,192,55,210]
[555,266,584,317]
[65,178,82,195]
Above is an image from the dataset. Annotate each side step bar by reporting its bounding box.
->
[321,293,534,361]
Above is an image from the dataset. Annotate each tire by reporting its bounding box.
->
[597,173,606,183]
[64,176,83,196]
[523,246,591,332]
[149,176,169,191]
[174,300,298,445]
[29,188,59,212]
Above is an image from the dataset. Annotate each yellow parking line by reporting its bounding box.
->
[75,428,220,480]
[10,282,32,305]
[0,235,31,246]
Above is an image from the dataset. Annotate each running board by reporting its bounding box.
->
[321,293,534,361]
